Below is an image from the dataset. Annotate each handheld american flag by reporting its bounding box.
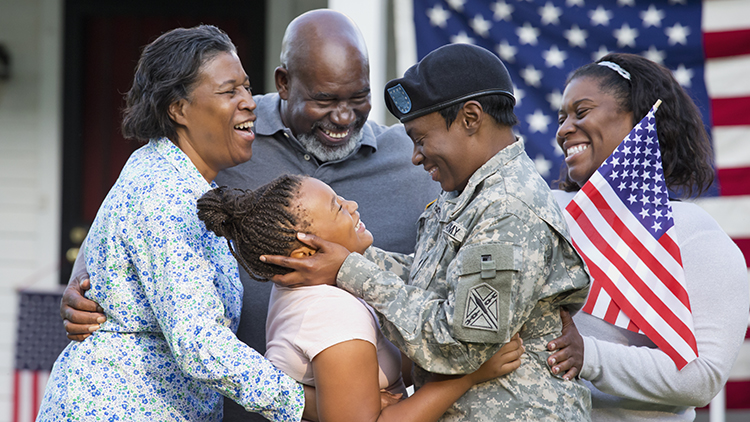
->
[563,100,698,370]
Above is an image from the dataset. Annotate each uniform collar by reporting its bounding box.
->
[444,138,525,214]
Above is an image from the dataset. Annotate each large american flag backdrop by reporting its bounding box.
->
[404,0,750,411]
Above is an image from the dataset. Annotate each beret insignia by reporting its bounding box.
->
[387,84,412,114]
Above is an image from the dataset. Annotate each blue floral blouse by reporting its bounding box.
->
[38,138,304,421]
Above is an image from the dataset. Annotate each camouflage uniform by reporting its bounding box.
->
[337,140,592,421]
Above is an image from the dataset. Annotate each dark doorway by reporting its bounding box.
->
[59,0,266,284]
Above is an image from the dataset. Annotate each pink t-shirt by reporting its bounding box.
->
[265,284,407,396]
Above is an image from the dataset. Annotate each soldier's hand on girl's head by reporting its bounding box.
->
[261,233,350,288]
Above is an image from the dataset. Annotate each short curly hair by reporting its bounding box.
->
[121,25,236,143]
[556,53,714,198]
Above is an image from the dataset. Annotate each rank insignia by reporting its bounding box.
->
[462,283,499,332]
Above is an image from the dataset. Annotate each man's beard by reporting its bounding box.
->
[297,122,364,162]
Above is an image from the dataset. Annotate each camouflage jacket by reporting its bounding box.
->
[337,140,592,421]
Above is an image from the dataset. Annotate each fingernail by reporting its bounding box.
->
[563,376,570,381]
[553,366,559,374]
[298,232,307,239]
[88,325,100,332]
[260,256,266,262]
[549,342,555,349]
[96,317,106,323]
[549,357,556,365]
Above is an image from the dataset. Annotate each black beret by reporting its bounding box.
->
[384,43,515,123]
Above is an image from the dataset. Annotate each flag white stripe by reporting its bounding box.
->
[702,0,750,32]
[614,307,634,329]
[712,126,750,169]
[705,55,750,99]
[590,287,613,318]
[692,196,750,237]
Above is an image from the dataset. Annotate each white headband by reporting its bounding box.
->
[598,61,631,81]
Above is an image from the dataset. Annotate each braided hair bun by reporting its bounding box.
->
[197,186,252,240]
[197,174,306,281]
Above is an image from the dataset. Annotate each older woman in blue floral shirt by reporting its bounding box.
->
[38,25,305,421]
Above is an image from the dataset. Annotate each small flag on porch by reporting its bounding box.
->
[563,100,698,369]
[14,290,70,422]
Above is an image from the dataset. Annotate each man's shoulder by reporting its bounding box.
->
[251,92,282,122]
[364,120,409,147]
[361,121,419,170]
[252,92,278,105]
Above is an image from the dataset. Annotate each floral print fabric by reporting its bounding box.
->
[38,138,304,421]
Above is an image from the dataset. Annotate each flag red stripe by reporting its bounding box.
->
[725,380,750,409]
[581,278,602,315]
[580,182,691,307]
[731,238,750,266]
[703,28,750,59]
[717,167,750,196]
[568,199,697,350]
[658,232,683,266]
[583,252,690,369]
[13,371,19,422]
[604,299,621,323]
[711,97,750,126]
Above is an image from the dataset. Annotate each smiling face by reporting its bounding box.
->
[171,51,256,181]
[556,76,635,186]
[277,44,371,161]
[405,112,484,193]
[294,177,373,254]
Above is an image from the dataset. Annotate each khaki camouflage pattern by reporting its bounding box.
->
[338,140,592,420]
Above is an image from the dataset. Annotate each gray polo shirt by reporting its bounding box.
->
[217,93,440,421]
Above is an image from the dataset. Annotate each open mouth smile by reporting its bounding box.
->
[322,128,350,139]
[566,144,588,159]
[234,120,254,131]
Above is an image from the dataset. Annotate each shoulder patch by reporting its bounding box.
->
[462,283,499,332]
